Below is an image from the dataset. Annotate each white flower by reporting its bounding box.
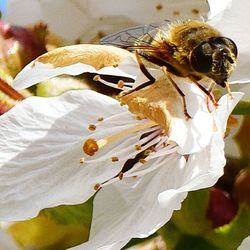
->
[0,227,19,250]
[0,44,243,249]
[237,236,250,250]
[4,0,209,42]
[0,0,249,249]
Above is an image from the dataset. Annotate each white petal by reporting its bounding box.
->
[72,154,187,250]
[5,0,208,41]
[0,228,19,250]
[0,90,142,221]
[207,0,232,19]
[215,92,244,132]
[170,85,243,154]
[13,57,138,90]
[238,236,250,250]
[208,0,250,83]
[159,131,225,207]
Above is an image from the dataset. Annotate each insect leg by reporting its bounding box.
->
[120,52,155,96]
[225,82,233,99]
[162,68,191,120]
[189,76,218,107]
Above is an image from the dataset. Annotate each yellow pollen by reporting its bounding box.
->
[93,75,101,81]
[79,157,85,164]
[94,183,101,191]
[83,138,99,156]
[112,156,119,162]
[139,158,146,164]
[97,117,104,122]
[88,124,97,131]
[135,144,142,151]
[144,149,152,156]
[118,172,124,180]
[136,115,143,120]
[151,146,156,152]
[117,80,124,88]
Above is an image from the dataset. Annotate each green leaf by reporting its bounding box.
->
[175,234,220,250]
[171,189,211,235]
[232,101,250,115]
[41,197,93,226]
[158,221,182,250]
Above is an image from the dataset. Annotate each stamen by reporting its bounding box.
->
[117,80,124,88]
[93,74,132,90]
[144,149,152,156]
[93,75,101,81]
[88,124,97,131]
[83,120,157,156]
[118,172,124,180]
[111,156,119,162]
[139,158,146,164]
[79,157,85,164]
[94,183,101,191]
[83,138,99,156]
[135,144,142,150]
[97,117,104,122]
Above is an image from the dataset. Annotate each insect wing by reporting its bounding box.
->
[100,20,170,48]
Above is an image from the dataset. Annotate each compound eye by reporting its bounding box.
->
[190,41,213,73]
[209,37,238,57]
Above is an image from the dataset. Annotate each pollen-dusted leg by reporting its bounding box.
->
[189,76,218,108]
[120,52,155,97]
[162,67,192,120]
[225,82,233,99]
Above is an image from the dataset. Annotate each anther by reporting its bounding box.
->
[88,124,96,131]
[112,156,119,162]
[144,149,152,156]
[94,183,101,191]
[139,158,146,164]
[97,117,104,122]
[79,157,85,164]
[117,80,124,88]
[83,138,99,156]
[118,172,124,180]
[93,75,101,81]
[135,144,142,151]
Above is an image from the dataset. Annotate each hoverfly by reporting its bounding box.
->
[100,20,238,118]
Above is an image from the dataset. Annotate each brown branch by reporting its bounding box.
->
[0,78,25,101]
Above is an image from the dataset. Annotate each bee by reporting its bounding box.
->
[100,20,238,118]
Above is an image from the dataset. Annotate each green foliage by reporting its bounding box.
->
[233,101,250,115]
[41,197,93,226]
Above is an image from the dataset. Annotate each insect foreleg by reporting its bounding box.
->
[189,76,218,107]
[120,52,155,97]
[162,67,192,120]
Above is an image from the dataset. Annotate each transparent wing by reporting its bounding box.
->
[100,20,171,48]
